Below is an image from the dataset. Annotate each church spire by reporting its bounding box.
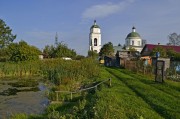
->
[132,26,136,32]
[94,20,96,25]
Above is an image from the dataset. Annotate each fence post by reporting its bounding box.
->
[109,78,111,87]
[56,92,59,101]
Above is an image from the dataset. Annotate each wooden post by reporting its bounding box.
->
[56,92,59,101]
[109,78,111,87]
[70,92,72,100]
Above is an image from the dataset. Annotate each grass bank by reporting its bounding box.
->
[11,66,180,119]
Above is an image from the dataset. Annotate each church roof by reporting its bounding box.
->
[90,20,100,29]
[90,24,100,29]
[126,26,141,39]
[126,32,141,38]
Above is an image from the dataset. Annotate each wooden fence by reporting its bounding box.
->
[124,60,154,75]
[54,78,111,101]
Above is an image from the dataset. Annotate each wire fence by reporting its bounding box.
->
[54,78,111,101]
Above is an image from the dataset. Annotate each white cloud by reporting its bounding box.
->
[82,0,135,19]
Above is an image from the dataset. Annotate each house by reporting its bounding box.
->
[116,50,139,67]
[104,56,117,67]
[140,44,176,70]
[141,44,180,56]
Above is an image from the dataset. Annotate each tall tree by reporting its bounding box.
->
[43,42,76,59]
[7,40,41,62]
[167,33,180,46]
[0,19,16,48]
[99,42,114,57]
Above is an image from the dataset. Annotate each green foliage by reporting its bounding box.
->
[129,47,137,51]
[0,40,41,62]
[99,42,114,57]
[0,19,16,48]
[41,58,100,89]
[151,46,167,57]
[43,42,76,59]
[75,55,85,60]
[7,41,41,62]
[151,45,180,60]
[0,61,41,78]
[88,50,98,59]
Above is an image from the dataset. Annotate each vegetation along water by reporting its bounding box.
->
[0,58,179,119]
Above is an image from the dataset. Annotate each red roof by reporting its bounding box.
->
[141,44,180,54]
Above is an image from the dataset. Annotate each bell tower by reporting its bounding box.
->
[89,20,101,53]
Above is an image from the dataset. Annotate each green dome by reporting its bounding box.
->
[126,32,141,38]
[90,20,100,29]
[90,24,100,29]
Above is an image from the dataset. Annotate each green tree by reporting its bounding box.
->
[150,46,167,57]
[43,45,55,58]
[0,19,16,48]
[88,50,98,59]
[129,47,137,51]
[7,40,41,62]
[99,42,114,57]
[43,42,76,59]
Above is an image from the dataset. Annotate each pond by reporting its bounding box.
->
[0,79,49,118]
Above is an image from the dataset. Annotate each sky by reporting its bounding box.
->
[1,0,180,56]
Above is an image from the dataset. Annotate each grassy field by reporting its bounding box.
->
[96,67,180,119]
[11,66,180,119]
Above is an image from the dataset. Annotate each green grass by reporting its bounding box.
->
[101,67,180,119]
[11,66,180,119]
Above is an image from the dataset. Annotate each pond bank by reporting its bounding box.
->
[0,80,49,118]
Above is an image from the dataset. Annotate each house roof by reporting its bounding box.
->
[141,44,180,54]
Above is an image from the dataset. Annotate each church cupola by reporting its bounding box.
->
[125,26,143,52]
[89,20,101,53]
[132,26,136,32]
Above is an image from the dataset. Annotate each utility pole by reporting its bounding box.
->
[55,32,58,46]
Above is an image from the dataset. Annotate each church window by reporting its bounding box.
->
[94,38,97,46]
[132,40,134,46]
[138,41,140,46]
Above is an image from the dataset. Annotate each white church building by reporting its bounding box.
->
[89,20,101,53]
[88,21,146,54]
[125,26,145,52]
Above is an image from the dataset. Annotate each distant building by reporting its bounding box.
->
[141,44,180,56]
[89,20,101,53]
[113,45,123,55]
[125,26,144,52]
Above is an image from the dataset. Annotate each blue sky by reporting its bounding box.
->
[1,0,180,55]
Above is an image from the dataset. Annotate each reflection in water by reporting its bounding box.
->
[0,81,49,118]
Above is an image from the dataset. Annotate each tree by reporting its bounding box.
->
[88,50,98,59]
[150,46,167,57]
[7,40,41,62]
[167,33,180,46]
[0,19,16,48]
[129,47,137,51]
[43,42,77,59]
[99,42,114,57]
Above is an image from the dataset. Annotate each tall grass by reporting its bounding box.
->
[0,61,41,78]
[40,58,100,90]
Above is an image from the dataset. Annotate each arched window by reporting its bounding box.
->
[132,40,134,46]
[94,38,97,46]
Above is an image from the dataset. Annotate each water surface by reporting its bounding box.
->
[0,80,49,118]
